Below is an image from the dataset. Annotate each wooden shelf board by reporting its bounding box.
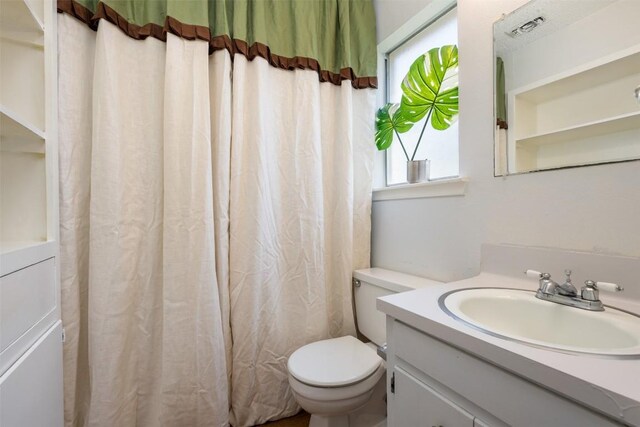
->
[0,107,45,153]
[0,105,45,139]
[0,108,45,154]
[0,140,45,154]
[0,30,44,48]
[516,111,640,147]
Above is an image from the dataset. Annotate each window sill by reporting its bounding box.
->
[372,177,468,201]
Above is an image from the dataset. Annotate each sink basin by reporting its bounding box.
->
[440,288,640,357]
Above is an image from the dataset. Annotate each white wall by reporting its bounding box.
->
[504,0,640,92]
[371,0,640,283]
[374,0,442,41]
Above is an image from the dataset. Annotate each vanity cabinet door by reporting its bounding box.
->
[391,367,474,427]
[0,321,63,427]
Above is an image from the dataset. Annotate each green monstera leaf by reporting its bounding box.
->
[401,45,459,130]
[375,103,413,151]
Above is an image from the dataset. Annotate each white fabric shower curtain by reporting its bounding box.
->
[59,15,230,426]
[228,56,374,425]
[59,13,375,427]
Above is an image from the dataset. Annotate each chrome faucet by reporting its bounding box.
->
[525,269,623,311]
[532,269,576,296]
[557,269,578,296]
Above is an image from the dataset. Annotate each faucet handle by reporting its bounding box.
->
[595,281,624,292]
[525,270,550,279]
[581,280,623,302]
[581,280,599,301]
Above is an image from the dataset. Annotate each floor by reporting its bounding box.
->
[259,411,310,427]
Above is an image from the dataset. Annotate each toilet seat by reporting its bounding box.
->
[288,336,382,388]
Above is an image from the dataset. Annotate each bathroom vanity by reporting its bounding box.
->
[378,245,640,426]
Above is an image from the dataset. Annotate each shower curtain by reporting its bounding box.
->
[57,1,377,426]
[228,55,375,425]
[58,16,231,426]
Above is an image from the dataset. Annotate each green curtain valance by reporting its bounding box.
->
[57,0,378,89]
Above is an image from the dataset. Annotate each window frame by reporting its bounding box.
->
[373,0,465,200]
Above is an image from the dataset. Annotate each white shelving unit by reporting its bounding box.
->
[515,111,640,147]
[508,47,640,172]
[0,0,62,425]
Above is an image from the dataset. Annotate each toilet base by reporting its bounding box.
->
[309,414,349,427]
[347,373,387,427]
[304,372,387,427]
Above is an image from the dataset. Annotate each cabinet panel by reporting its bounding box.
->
[391,367,474,427]
[393,321,620,427]
[0,321,63,427]
[0,257,57,375]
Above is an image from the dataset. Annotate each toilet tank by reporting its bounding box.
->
[353,268,442,347]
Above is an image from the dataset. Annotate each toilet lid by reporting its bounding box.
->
[288,336,382,387]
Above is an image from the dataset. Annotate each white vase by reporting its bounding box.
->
[407,159,429,183]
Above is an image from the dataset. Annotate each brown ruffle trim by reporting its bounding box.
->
[57,0,378,89]
[496,119,508,130]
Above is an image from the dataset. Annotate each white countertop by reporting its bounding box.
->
[377,272,640,425]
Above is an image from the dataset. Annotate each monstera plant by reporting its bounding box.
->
[375,45,459,182]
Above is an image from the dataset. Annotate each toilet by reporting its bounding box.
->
[287,268,442,427]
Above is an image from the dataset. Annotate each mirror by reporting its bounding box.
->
[493,0,640,176]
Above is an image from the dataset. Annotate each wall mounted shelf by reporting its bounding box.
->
[0,107,46,153]
[508,46,640,173]
[515,111,640,147]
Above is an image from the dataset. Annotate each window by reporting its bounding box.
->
[382,7,459,186]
